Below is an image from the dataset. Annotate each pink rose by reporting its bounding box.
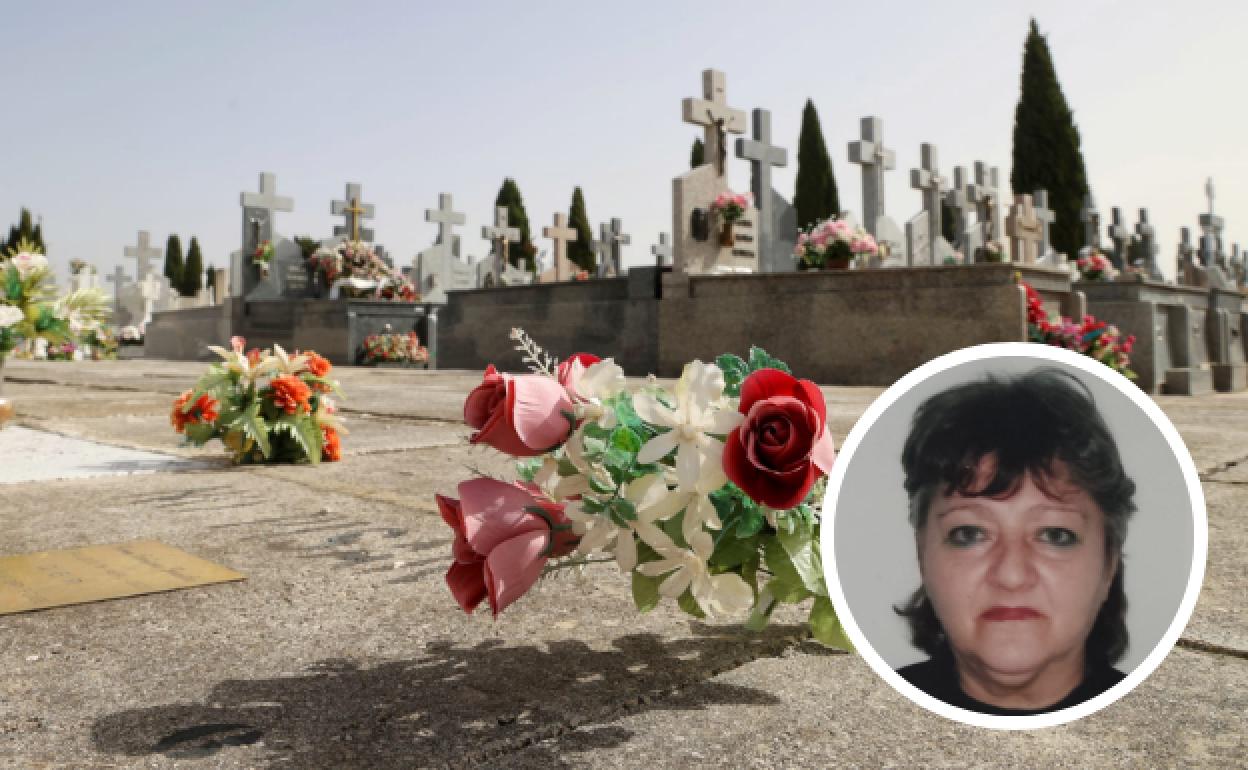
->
[464,365,574,457]
[230,336,246,354]
[438,478,577,616]
[722,368,837,509]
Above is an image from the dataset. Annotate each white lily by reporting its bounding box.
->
[640,449,728,558]
[569,358,627,430]
[633,360,743,489]
[570,473,676,573]
[637,545,754,616]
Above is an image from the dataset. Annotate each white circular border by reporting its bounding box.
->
[820,342,1208,730]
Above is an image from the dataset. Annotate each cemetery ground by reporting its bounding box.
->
[0,359,1245,769]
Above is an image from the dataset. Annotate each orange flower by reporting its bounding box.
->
[301,351,334,392]
[246,348,263,368]
[322,425,342,462]
[269,375,312,415]
[171,390,220,433]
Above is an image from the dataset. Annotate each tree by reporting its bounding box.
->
[566,187,595,273]
[5,208,44,253]
[793,99,840,230]
[1010,18,1090,257]
[494,178,535,272]
[941,199,961,246]
[181,236,204,296]
[164,234,184,290]
[204,264,216,294]
[691,138,705,169]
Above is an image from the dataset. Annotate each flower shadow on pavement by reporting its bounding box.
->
[92,624,801,768]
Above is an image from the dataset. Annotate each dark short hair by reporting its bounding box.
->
[894,367,1136,666]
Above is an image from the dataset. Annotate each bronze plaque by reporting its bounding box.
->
[0,540,245,615]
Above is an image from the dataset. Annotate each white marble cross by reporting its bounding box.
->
[542,212,579,281]
[415,193,473,303]
[848,116,896,230]
[332,183,376,242]
[736,109,787,265]
[1005,194,1044,264]
[909,144,946,265]
[427,193,465,253]
[651,233,672,267]
[241,172,294,215]
[681,69,747,178]
[105,265,128,298]
[123,231,162,281]
[596,218,631,277]
[1080,191,1101,252]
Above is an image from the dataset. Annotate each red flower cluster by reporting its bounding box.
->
[269,375,312,415]
[170,390,220,434]
[1024,282,1136,375]
[321,425,342,462]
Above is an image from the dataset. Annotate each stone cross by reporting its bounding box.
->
[848,116,896,233]
[969,162,1001,242]
[681,70,746,178]
[414,193,473,303]
[735,108,789,269]
[1081,192,1102,252]
[1134,208,1164,282]
[427,193,465,252]
[482,205,521,268]
[651,233,672,267]
[1005,194,1044,264]
[596,218,631,278]
[542,212,579,281]
[241,172,294,219]
[105,265,128,298]
[909,143,946,265]
[332,183,376,243]
[945,166,979,257]
[1176,227,1206,287]
[1032,189,1058,261]
[123,231,162,281]
[1107,207,1132,270]
[1198,178,1225,268]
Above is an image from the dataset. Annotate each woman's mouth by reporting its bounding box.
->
[980,606,1044,621]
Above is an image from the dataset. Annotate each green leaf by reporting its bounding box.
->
[608,498,637,527]
[708,532,759,571]
[762,537,814,604]
[677,589,706,619]
[556,455,579,477]
[631,571,662,613]
[516,457,542,482]
[777,523,824,596]
[588,473,615,496]
[183,422,216,445]
[747,346,791,375]
[809,595,853,651]
[609,425,642,454]
[716,353,748,397]
[745,584,777,631]
[735,508,766,538]
[611,393,646,433]
[240,402,272,459]
[580,496,606,515]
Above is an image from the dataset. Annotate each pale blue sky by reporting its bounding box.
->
[5,0,1245,286]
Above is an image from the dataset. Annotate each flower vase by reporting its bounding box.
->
[719,221,735,248]
[824,257,851,270]
[0,355,13,429]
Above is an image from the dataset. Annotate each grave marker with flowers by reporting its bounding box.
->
[795,217,879,270]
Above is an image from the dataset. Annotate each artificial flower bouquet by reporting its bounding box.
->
[795,217,879,269]
[173,337,346,464]
[359,331,429,365]
[1075,250,1118,282]
[1024,282,1136,379]
[253,240,275,272]
[1,241,65,359]
[977,240,1005,263]
[436,329,851,649]
[709,191,751,224]
[310,241,417,301]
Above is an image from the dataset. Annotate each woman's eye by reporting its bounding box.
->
[1039,527,1079,547]
[945,525,984,546]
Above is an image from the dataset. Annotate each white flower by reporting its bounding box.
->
[632,360,743,489]
[567,473,676,572]
[637,545,754,616]
[568,358,626,430]
[0,304,23,329]
[641,449,728,558]
[11,252,48,279]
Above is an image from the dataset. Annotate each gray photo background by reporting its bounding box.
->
[830,354,1196,672]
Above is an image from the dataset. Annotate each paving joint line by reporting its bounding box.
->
[1177,637,1248,660]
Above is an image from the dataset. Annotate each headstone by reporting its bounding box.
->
[70,264,99,292]
[1032,189,1063,266]
[1198,177,1225,267]
[596,218,630,278]
[331,183,376,243]
[539,212,579,282]
[1230,244,1245,288]
[1081,192,1102,253]
[123,231,162,282]
[1107,207,1132,271]
[1134,209,1165,282]
[105,265,134,326]
[672,69,758,275]
[1177,227,1208,288]
[414,193,474,303]
[1004,194,1044,264]
[236,172,295,298]
[735,108,796,273]
[906,143,953,266]
[651,233,672,267]
[848,116,906,265]
[479,206,529,287]
[969,162,1003,246]
[945,166,982,259]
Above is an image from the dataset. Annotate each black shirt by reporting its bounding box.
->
[897,649,1126,716]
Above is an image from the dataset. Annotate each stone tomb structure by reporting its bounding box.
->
[672,69,759,275]
[905,143,955,266]
[414,193,475,304]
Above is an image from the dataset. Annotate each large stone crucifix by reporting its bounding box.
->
[735,108,792,273]
[969,162,1001,243]
[482,206,521,268]
[427,193,465,253]
[1005,194,1044,264]
[332,183,376,243]
[596,218,631,278]
[909,143,946,265]
[848,116,896,235]
[123,230,162,281]
[1080,192,1102,253]
[542,212,579,281]
[240,172,294,250]
[681,69,746,178]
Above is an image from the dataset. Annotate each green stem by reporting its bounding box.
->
[542,556,614,575]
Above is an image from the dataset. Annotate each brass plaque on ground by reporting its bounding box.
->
[0,540,245,615]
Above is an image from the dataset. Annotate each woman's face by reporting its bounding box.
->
[917,465,1118,697]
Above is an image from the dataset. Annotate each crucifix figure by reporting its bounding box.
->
[597,218,631,278]
[681,69,746,180]
[331,183,376,243]
[482,206,521,268]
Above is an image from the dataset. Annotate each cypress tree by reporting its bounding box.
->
[5,208,40,252]
[691,139,705,168]
[164,234,184,289]
[181,236,204,296]
[941,199,960,246]
[793,99,840,229]
[1010,18,1090,257]
[567,187,595,272]
[204,265,216,297]
[494,178,535,272]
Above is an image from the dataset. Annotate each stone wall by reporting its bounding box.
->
[145,301,240,361]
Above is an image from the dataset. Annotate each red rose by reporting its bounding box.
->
[555,353,601,391]
[722,368,837,509]
[463,365,574,457]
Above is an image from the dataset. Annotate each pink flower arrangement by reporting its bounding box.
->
[795,217,878,268]
[710,191,751,224]
[1076,250,1118,282]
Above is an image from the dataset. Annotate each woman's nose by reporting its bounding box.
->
[987,537,1036,590]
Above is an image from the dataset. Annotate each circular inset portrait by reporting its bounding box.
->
[822,343,1206,729]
